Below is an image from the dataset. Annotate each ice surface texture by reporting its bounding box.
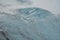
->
[0,7,60,40]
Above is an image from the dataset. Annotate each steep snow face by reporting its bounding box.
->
[0,7,60,40]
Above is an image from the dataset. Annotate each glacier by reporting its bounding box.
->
[0,7,60,40]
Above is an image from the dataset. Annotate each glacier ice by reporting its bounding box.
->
[0,7,60,40]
